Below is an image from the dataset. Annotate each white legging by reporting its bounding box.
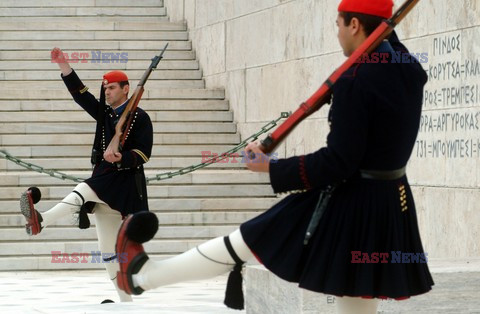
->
[133,229,253,290]
[40,182,132,302]
[132,230,379,313]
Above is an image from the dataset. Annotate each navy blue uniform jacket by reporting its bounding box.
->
[269,33,427,193]
[62,70,153,216]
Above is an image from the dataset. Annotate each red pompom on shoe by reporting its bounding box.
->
[116,212,158,295]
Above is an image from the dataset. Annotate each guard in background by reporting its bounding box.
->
[20,47,153,303]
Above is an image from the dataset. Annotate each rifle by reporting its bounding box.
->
[106,43,169,154]
[260,0,420,154]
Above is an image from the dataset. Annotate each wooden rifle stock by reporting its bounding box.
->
[260,0,420,154]
[107,43,169,153]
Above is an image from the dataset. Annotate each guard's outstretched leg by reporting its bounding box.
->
[20,187,43,235]
[116,211,253,310]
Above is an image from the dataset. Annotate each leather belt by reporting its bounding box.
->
[359,167,406,180]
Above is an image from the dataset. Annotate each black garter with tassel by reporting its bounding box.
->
[78,202,96,229]
[223,236,245,310]
[72,190,94,229]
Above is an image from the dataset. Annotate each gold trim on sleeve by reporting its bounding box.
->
[132,149,149,163]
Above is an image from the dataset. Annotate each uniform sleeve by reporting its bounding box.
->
[61,69,101,119]
[388,31,409,53]
[269,76,369,193]
[119,110,154,169]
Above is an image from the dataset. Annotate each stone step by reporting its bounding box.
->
[0,156,246,172]
[0,50,195,61]
[0,111,232,122]
[0,197,278,214]
[0,40,191,50]
[1,69,201,80]
[0,133,239,146]
[0,100,229,112]
[0,225,238,241]
[0,122,235,134]
[0,211,261,228]
[3,170,266,186]
[0,0,164,7]
[246,265,334,314]
[0,21,182,32]
[0,170,269,187]
[0,30,188,41]
[2,144,236,158]
[0,80,204,90]
[0,88,225,100]
[0,184,273,201]
[0,60,197,71]
[0,16,171,25]
[0,7,167,17]
[0,69,203,81]
[0,20,183,31]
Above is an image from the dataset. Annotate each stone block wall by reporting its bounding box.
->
[164,0,480,259]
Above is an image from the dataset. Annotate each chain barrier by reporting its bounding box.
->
[0,112,290,184]
[0,150,85,183]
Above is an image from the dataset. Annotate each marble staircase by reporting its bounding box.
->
[0,0,278,270]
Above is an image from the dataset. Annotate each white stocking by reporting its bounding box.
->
[41,183,131,302]
[41,182,102,227]
[336,296,379,314]
[133,229,253,291]
[94,203,133,302]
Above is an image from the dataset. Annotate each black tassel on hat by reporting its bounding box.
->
[223,236,245,310]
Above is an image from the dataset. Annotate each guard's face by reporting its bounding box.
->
[336,14,353,57]
[104,82,129,107]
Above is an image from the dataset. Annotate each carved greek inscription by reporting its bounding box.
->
[415,31,480,160]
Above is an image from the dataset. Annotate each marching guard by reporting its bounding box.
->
[20,47,153,303]
[114,0,434,313]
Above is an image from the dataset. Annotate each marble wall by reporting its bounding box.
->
[165,0,480,258]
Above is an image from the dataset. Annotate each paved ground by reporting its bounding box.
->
[0,271,240,314]
[378,271,480,313]
[0,259,478,313]
[377,259,480,313]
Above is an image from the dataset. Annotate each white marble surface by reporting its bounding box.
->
[0,271,241,314]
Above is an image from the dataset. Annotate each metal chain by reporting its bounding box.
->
[0,150,84,183]
[0,112,290,184]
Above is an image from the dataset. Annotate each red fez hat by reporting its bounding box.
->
[338,0,393,19]
[103,70,128,85]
